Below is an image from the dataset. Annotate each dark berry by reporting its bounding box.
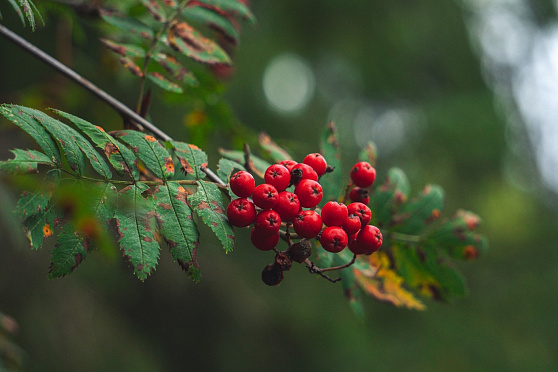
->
[273,191,300,222]
[275,251,292,271]
[264,164,291,191]
[261,263,284,286]
[293,210,323,238]
[254,210,282,235]
[320,226,348,253]
[226,198,256,227]
[349,187,370,204]
[294,179,323,208]
[347,202,372,227]
[288,239,312,263]
[229,171,255,198]
[303,153,328,176]
[252,183,279,210]
[321,201,348,227]
[349,225,382,255]
[251,227,280,251]
[350,161,376,188]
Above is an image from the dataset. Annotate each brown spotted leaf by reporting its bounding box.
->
[100,39,146,58]
[146,72,183,93]
[258,132,293,163]
[152,53,198,86]
[24,203,62,250]
[48,224,91,279]
[100,9,154,39]
[182,5,240,44]
[218,148,270,179]
[190,0,256,24]
[168,21,232,65]
[119,56,144,77]
[0,149,55,175]
[171,140,208,179]
[139,0,167,22]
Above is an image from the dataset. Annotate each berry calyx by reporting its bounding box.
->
[226,198,257,227]
[252,183,279,209]
[229,171,255,198]
[290,163,318,185]
[294,179,323,208]
[303,153,328,176]
[350,161,376,188]
[264,164,291,191]
[273,191,300,222]
[251,227,280,251]
[347,202,372,227]
[293,210,323,238]
[349,186,370,204]
[321,201,348,227]
[349,225,382,255]
[254,210,282,235]
[343,214,362,235]
[320,226,348,253]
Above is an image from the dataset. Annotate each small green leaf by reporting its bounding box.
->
[218,148,270,179]
[172,141,208,179]
[152,53,198,86]
[24,203,61,250]
[258,132,292,163]
[320,121,342,202]
[139,0,167,22]
[182,6,240,44]
[15,190,50,221]
[100,39,146,58]
[0,149,54,174]
[168,21,232,65]
[154,182,201,281]
[190,180,234,252]
[195,0,256,24]
[146,72,184,93]
[394,185,444,234]
[100,9,154,38]
[48,224,90,279]
[370,167,409,228]
[114,183,160,281]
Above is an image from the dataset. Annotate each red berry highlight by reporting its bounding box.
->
[252,183,279,209]
[303,153,327,176]
[350,161,376,188]
[294,179,323,208]
[251,227,280,251]
[320,226,348,253]
[321,201,348,227]
[293,210,323,238]
[226,198,256,227]
[254,210,282,235]
[230,171,255,198]
[273,191,300,222]
[264,164,291,191]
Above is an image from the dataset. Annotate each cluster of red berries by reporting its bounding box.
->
[225,153,383,284]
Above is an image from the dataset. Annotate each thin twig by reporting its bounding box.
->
[320,253,357,273]
[304,259,342,283]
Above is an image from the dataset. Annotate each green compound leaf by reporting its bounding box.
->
[48,224,91,279]
[0,104,61,166]
[100,39,146,58]
[168,21,232,65]
[172,141,208,179]
[152,53,198,86]
[218,148,270,179]
[358,141,377,167]
[146,72,184,93]
[15,190,51,221]
[258,132,292,163]
[53,109,139,180]
[320,121,342,202]
[0,149,55,174]
[190,180,234,252]
[112,130,174,180]
[394,185,444,235]
[154,182,201,281]
[139,0,167,22]
[194,0,256,24]
[100,9,154,39]
[182,6,240,44]
[370,167,409,228]
[24,203,62,250]
[114,183,160,281]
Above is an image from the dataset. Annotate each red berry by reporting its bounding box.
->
[321,201,348,227]
[349,187,370,204]
[252,183,279,209]
[226,198,256,227]
[264,164,291,191]
[303,153,327,176]
[251,227,280,251]
[254,210,282,235]
[350,161,376,188]
[293,210,323,238]
[279,160,297,172]
[273,191,300,222]
[347,202,372,227]
[290,163,318,185]
[343,214,361,235]
[320,226,348,253]
[294,179,323,208]
[229,171,255,198]
[349,225,382,255]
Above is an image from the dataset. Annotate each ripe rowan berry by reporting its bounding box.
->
[343,214,361,235]
[279,160,297,172]
[294,179,323,208]
[254,210,282,235]
[252,183,279,209]
[303,153,327,176]
[349,225,382,255]
[293,210,322,238]
[350,161,376,188]
[349,186,370,204]
[226,198,256,227]
[251,227,280,251]
[320,226,348,253]
[290,163,318,185]
[264,164,291,191]
[347,202,371,227]
[230,171,255,198]
[321,201,348,227]
[273,191,300,222]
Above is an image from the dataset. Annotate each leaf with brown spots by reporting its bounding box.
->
[171,140,208,179]
[146,72,183,93]
[258,132,293,163]
[139,0,167,22]
[168,21,232,65]
[0,149,55,175]
[152,53,198,86]
[218,148,270,179]
[100,9,154,39]
[48,224,90,279]
[190,0,256,24]
[100,39,146,58]
[24,203,62,250]
[181,6,240,44]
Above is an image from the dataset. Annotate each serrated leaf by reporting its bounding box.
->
[182,6,240,44]
[100,39,146,58]
[358,141,377,167]
[217,158,245,183]
[0,104,61,165]
[48,224,91,279]
[354,251,426,310]
[168,21,232,65]
[320,121,342,202]
[370,167,409,228]
[53,109,140,180]
[218,148,270,179]
[114,183,160,280]
[112,130,174,179]
[139,0,167,22]
[152,53,198,86]
[394,185,444,234]
[258,132,292,163]
[24,203,62,250]
[0,149,54,174]
[119,56,144,77]
[100,9,154,39]
[193,0,256,24]
[15,190,50,221]
[172,140,208,179]
[190,180,234,252]
[18,0,35,30]
[146,72,184,93]
[154,182,201,281]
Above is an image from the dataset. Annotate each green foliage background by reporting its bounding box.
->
[1,0,557,370]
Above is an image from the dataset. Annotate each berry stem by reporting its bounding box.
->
[304,259,342,283]
[319,253,357,273]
